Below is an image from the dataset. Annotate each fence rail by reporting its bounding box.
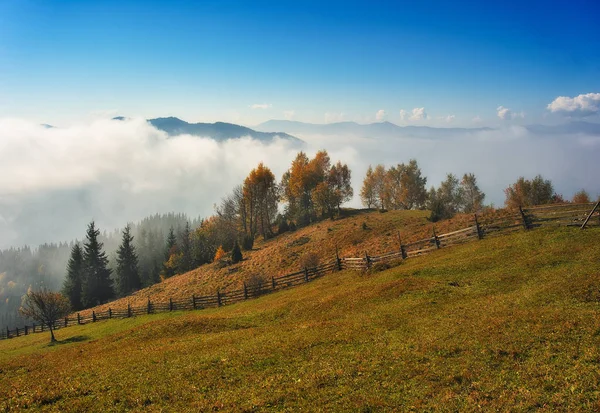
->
[2,202,598,341]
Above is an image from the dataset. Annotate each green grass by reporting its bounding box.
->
[1,228,600,411]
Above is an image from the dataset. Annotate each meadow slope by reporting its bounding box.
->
[83,209,483,314]
[1,227,600,411]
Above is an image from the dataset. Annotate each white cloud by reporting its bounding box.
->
[399,109,407,121]
[547,93,600,116]
[443,115,455,123]
[497,106,511,120]
[472,116,482,123]
[0,117,301,247]
[497,106,524,120]
[375,109,387,122]
[324,112,346,123]
[250,103,272,110]
[409,107,427,121]
[283,110,295,120]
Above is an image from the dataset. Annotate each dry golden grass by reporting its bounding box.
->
[82,209,486,314]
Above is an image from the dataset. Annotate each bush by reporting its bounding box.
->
[240,235,254,251]
[278,219,290,235]
[231,241,243,264]
[289,221,297,232]
[299,252,320,269]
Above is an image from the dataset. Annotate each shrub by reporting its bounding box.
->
[240,235,254,251]
[299,252,320,269]
[231,241,243,264]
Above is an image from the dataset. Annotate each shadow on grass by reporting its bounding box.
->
[46,335,90,347]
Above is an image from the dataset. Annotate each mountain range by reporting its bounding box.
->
[256,119,600,139]
[144,117,303,143]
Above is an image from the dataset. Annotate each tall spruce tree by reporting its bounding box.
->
[116,225,141,297]
[179,221,193,273]
[161,227,178,279]
[62,243,84,310]
[81,221,114,307]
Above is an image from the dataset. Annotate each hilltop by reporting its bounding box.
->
[1,226,599,411]
[82,209,481,314]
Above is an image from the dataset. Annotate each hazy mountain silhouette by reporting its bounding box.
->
[256,120,493,139]
[146,117,303,143]
[257,119,600,139]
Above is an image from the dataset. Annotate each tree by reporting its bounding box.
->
[243,163,279,240]
[161,227,179,279]
[427,174,463,221]
[214,245,226,262]
[19,288,71,343]
[572,190,591,204]
[360,165,377,208]
[398,159,428,209]
[372,164,387,210]
[116,225,141,297]
[81,222,114,307]
[179,221,193,273]
[328,161,353,214]
[504,175,555,209]
[231,241,243,264]
[460,173,485,213]
[62,244,83,311]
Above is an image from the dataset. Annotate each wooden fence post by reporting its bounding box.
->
[24,325,28,335]
[32,323,35,333]
[365,252,371,269]
[581,201,600,230]
[271,276,276,290]
[192,295,197,310]
[64,317,68,327]
[217,290,222,307]
[108,308,112,319]
[335,246,342,271]
[169,298,173,311]
[243,283,248,300]
[127,304,132,318]
[15,327,19,337]
[398,231,407,259]
[432,227,441,249]
[92,311,96,322]
[304,267,309,282]
[41,323,44,332]
[474,214,483,240]
[147,298,152,314]
[519,206,530,230]
[77,313,81,325]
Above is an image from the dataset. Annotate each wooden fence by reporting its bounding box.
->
[2,202,598,340]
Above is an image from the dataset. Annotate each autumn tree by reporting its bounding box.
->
[459,173,485,213]
[281,151,352,225]
[504,175,555,209]
[115,225,141,297]
[243,163,279,240]
[81,222,114,307]
[231,241,243,264]
[428,174,463,222]
[360,165,377,209]
[62,243,83,311]
[572,190,591,204]
[20,288,71,343]
[382,160,428,210]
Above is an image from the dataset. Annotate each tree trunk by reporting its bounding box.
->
[48,323,56,342]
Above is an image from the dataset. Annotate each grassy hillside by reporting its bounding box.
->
[83,209,484,314]
[1,227,599,411]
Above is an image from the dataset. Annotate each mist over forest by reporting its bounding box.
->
[1,116,599,329]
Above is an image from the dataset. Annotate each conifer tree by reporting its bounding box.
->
[116,224,141,297]
[231,240,243,264]
[179,221,193,273]
[62,243,84,311]
[81,221,114,307]
[161,227,178,279]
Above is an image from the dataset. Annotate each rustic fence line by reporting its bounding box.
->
[2,202,598,341]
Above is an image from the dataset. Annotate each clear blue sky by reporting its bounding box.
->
[1,0,599,126]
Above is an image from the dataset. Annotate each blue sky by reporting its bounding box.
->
[1,0,599,126]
